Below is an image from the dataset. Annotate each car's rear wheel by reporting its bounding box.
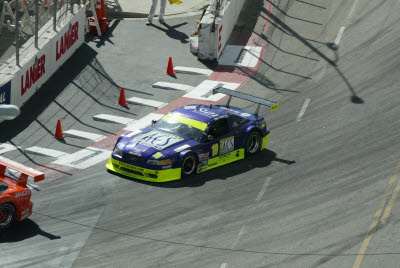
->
[182,154,197,177]
[245,130,261,156]
[0,203,16,230]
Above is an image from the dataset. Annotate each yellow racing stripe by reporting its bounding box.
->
[163,113,207,131]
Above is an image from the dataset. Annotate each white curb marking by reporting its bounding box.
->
[218,45,262,67]
[124,113,165,132]
[174,66,213,76]
[52,147,111,169]
[183,80,241,102]
[296,98,311,122]
[152,82,194,91]
[63,129,106,142]
[126,97,167,108]
[93,114,136,125]
[24,146,68,158]
[0,143,20,155]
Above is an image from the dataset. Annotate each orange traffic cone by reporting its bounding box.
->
[54,119,65,139]
[89,0,109,35]
[165,57,176,75]
[117,87,128,106]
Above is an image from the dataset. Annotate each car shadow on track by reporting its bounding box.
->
[110,149,295,187]
[0,219,61,243]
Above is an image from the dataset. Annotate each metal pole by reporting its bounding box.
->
[70,0,74,14]
[15,0,19,66]
[35,0,39,48]
[53,0,58,31]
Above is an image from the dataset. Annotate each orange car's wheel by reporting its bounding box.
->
[0,203,16,230]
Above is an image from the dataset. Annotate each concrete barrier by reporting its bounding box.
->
[0,4,86,122]
[198,0,246,60]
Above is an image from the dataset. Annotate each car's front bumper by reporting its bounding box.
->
[106,158,182,182]
[261,133,270,150]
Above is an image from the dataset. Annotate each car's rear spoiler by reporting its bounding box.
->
[213,86,279,115]
[0,156,44,188]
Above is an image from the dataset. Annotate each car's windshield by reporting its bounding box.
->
[153,115,205,141]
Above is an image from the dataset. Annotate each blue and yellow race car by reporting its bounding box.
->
[106,88,279,182]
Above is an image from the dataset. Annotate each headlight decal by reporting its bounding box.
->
[146,159,173,166]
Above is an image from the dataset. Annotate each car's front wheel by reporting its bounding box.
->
[181,154,197,177]
[0,203,16,230]
[245,130,261,156]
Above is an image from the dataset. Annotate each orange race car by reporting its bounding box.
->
[0,156,44,230]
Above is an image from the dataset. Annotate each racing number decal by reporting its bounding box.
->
[211,143,219,157]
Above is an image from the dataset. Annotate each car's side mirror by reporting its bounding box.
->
[151,120,157,125]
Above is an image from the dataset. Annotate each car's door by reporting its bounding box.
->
[228,114,250,150]
[201,118,239,168]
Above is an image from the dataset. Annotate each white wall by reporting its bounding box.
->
[198,0,247,60]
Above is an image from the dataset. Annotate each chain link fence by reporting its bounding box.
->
[0,0,88,69]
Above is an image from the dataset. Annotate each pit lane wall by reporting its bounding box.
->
[198,0,246,60]
[0,5,86,123]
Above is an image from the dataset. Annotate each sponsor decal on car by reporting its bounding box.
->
[152,152,163,159]
[129,151,142,156]
[161,165,173,169]
[14,190,30,198]
[198,152,210,162]
[193,107,220,118]
[220,136,234,155]
[198,166,208,172]
[132,130,183,151]
[241,113,251,117]
[184,105,197,110]
[174,144,191,152]
[22,208,30,215]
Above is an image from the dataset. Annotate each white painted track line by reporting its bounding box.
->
[218,45,262,67]
[297,98,311,122]
[52,147,111,169]
[24,146,68,158]
[124,113,165,131]
[220,263,228,268]
[0,143,20,154]
[152,82,194,91]
[93,114,136,125]
[334,27,346,46]
[63,129,106,142]
[126,97,167,108]
[183,80,241,101]
[255,177,272,203]
[174,66,213,76]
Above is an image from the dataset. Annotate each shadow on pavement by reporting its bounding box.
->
[0,44,97,143]
[0,219,61,243]
[111,149,295,188]
[150,22,189,44]
[263,1,364,104]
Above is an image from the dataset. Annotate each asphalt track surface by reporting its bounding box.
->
[1,0,400,267]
